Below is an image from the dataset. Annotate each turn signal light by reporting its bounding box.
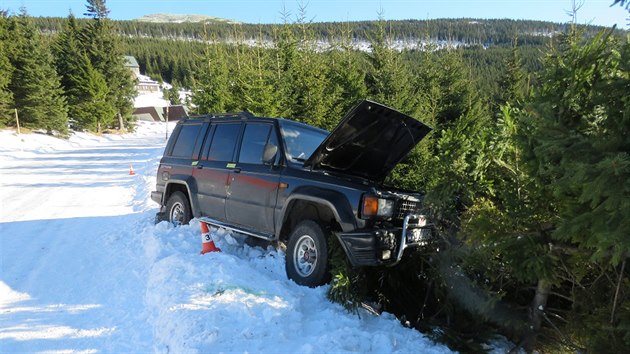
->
[362,196,379,217]
[361,195,394,218]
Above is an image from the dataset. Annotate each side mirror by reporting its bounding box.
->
[262,143,278,165]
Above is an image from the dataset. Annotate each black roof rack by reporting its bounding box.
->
[187,111,256,120]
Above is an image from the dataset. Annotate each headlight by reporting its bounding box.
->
[361,195,394,218]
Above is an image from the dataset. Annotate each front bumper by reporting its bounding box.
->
[335,215,432,267]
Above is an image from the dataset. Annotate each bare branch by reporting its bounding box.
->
[611,259,626,324]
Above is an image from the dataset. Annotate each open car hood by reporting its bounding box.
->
[304,100,432,182]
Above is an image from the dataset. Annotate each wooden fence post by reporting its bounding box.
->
[165,104,169,141]
[15,108,20,135]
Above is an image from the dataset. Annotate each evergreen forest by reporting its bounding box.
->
[1,0,629,352]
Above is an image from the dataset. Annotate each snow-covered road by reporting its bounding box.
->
[0,123,453,353]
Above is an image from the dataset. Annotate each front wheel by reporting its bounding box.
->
[164,191,191,226]
[285,220,329,287]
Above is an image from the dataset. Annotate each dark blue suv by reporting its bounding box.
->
[152,100,433,286]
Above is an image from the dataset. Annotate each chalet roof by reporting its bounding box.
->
[166,105,188,121]
[132,105,189,122]
[124,56,139,68]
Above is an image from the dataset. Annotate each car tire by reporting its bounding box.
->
[286,220,330,287]
[165,191,191,226]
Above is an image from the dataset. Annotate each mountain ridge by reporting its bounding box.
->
[135,13,240,24]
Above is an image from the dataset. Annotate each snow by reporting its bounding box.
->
[134,91,170,108]
[133,86,190,108]
[137,74,158,84]
[0,122,455,353]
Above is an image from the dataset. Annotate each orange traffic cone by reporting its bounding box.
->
[200,222,221,254]
[129,164,135,175]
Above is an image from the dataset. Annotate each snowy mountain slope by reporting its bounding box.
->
[0,122,454,353]
[136,13,241,25]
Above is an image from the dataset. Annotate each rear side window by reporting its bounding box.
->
[170,124,202,158]
[238,124,272,164]
[208,123,241,161]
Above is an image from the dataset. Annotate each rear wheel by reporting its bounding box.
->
[286,220,329,287]
[165,191,191,226]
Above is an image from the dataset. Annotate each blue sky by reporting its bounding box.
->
[1,0,628,28]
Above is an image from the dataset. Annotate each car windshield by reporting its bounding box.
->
[280,123,328,163]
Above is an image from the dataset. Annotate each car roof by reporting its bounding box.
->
[178,112,329,134]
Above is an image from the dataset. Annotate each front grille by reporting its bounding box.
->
[396,199,421,219]
[354,250,377,265]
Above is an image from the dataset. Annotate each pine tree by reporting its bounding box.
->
[7,9,67,134]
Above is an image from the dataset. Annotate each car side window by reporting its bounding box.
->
[170,124,202,158]
[207,123,241,162]
[238,123,272,165]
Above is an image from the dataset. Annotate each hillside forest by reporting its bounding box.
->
[1,0,629,352]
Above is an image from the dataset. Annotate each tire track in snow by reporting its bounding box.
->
[1,123,170,352]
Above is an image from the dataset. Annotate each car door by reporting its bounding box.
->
[192,122,242,221]
[160,122,206,195]
[225,122,281,235]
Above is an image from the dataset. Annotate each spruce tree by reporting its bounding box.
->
[55,10,121,133]
[460,103,558,350]
[163,83,181,105]
[523,29,630,266]
[365,19,430,192]
[84,0,109,18]
[7,9,67,134]
[81,0,135,130]
[69,53,115,132]
[325,22,367,130]
[190,41,230,114]
[0,11,14,127]
[461,28,630,352]
[497,40,528,106]
[364,19,414,115]
[513,28,629,352]
[232,27,281,117]
[54,14,83,94]
[273,22,300,119]
[285,5,334,128]
[529,30,629,348]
